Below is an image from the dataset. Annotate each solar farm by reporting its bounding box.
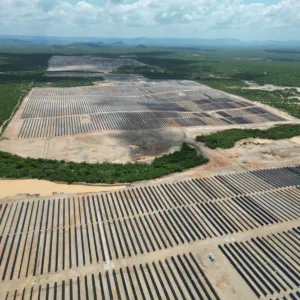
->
[1,165,299,299]
[46,55,146,73]
[4,80,290,140]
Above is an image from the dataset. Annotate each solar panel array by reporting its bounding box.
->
[47,56,146,72]
[219,228,300,299]
[1,166,299,299]
[17,82,287,139]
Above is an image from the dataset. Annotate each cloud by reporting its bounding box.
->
[108,0,124,4]
[37,0,59,12]
[0,0,299,39]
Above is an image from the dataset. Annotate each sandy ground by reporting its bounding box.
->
[0,179,126,200]
[243,82,300,92]
[0,128,186,163]
[1,120,299,164]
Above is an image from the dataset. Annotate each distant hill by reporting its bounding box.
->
[69,42,107,48]
[0,38,31,44]
[1,35,300,48]
[136,44,147,48]
[112,41,126,46]
[52,42,108,49]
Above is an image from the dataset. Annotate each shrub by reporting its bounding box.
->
[196,124,300,149]
[0,143,208,184]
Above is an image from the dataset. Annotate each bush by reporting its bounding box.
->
[0,143,208,184]
[196,124,300,149]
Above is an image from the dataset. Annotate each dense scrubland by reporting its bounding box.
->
[196,124,300,149]
[113,47,300,86]
[0,143,208,183]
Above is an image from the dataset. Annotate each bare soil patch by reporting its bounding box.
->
[47,55,146,72]
[0,179,125,199]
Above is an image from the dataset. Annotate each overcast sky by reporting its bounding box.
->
[0,0,299,40]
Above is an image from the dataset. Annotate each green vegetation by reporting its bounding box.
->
[34,76,97,87]
[0,143,208,183]
[264,49,300,55]
[110,46,300,86]
[196,124,300,149]
[0,79,32,129]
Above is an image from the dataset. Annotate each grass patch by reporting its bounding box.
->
[0,80,32,128]
[34,76,97,87]
[196,124,300,149]
[0,143,208,184]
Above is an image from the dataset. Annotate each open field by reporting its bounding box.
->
[0,165,299,299]
[0,179,126,199]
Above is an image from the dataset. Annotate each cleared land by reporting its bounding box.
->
[0,179,125,199]
[8,80,289,139]
[0,165,299,299]
[47,55,146,73]
[1,79,294,164]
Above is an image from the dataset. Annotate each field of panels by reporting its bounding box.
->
[220,228,300,299]
[47,56,146,72]
[14,81,288,139]
[0,166,299,299]
[2,253,220,300]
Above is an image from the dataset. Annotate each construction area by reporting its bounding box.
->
[46,55,146,73]
[16,82,287,138]
[0,165,299,299]
[0,54,300,300]
[1,78,296,164]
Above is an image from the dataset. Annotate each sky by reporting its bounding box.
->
[0,0,299,40]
